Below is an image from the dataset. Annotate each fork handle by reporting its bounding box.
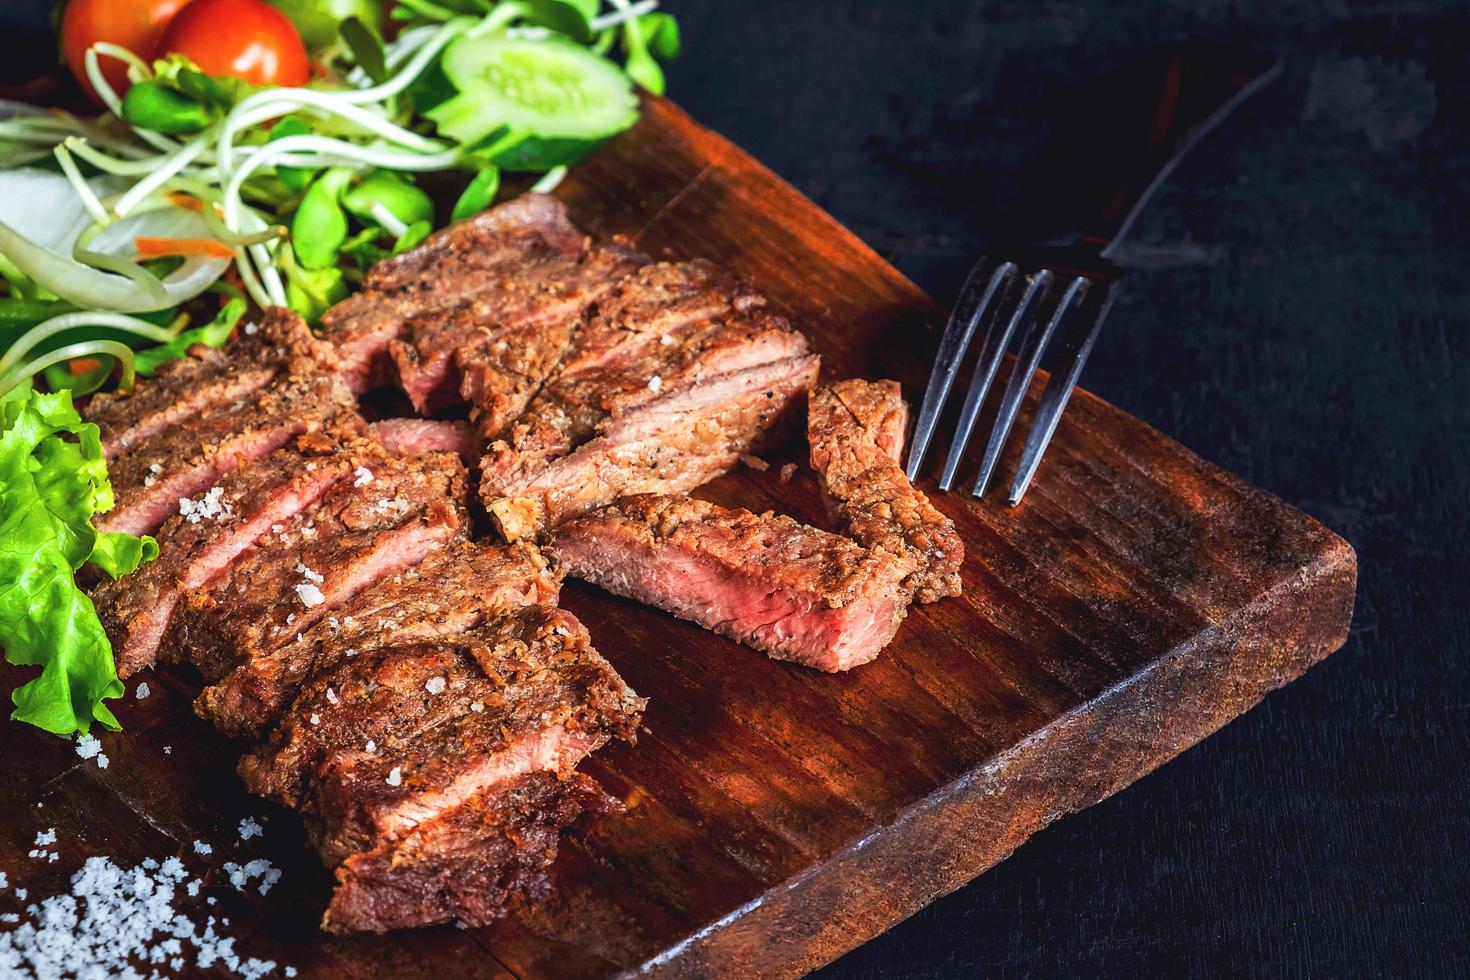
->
[1081,41,1281,258]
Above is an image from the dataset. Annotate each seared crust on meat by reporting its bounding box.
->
[553,494,911,671]
[195,540,560,738]
[809,379,963,602]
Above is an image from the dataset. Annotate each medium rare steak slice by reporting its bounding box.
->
[196,540,559,738]
[480,260,807,493]
[322,770,616,933]
[553,494,912,671]
[91,440,354,677]
[390,239,645,413]
[84,308,332,459]
[238,606,644,864]
[368,418,477,461]
[319,194,590,393]
[809,379,963,603]
[169,449,470,682]
[485,354,820,540]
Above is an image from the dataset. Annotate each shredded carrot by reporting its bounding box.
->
[166,192,205,212]
[134,237,237,260]
[68,358,101,375]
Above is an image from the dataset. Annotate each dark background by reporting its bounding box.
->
[3,1,1467,976]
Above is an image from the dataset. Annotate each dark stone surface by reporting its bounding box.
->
[1,0,1465,975]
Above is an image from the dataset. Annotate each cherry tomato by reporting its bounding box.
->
[61,0,192,103]
[156,0,309,88]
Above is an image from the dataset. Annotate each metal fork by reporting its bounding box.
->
[906,41,1281,504]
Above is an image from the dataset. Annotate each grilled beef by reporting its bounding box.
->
[196,540,559,738]
[809,380,963,602]
[320,194,599,393]
[553,494,912,671]
[169,449,470,682]
[238,606,643,864]
[322,770,616,934]
[91,439,355,677]
[84,309,330,459]
[391,239,645,414]
[368,418,478,461]
[481,260,807,496]
[95,311,360,537]
[486,354,820,540]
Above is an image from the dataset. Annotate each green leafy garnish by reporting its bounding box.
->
[0,389,156,734]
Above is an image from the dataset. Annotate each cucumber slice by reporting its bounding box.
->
[427,36,638,147]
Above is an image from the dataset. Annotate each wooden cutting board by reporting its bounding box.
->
[0,97,1356,978]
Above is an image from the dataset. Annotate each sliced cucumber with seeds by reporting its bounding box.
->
[426,36,639,148]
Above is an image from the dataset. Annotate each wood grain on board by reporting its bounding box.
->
[0,96,1356,978]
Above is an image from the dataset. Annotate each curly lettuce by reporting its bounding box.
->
[0,387,155,734]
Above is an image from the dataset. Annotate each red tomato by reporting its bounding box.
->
[61,0,192,102]
[156,0,309,87]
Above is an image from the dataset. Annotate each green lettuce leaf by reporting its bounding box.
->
[0,389,156,734]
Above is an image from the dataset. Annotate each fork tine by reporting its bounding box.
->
[905,261,1018,481]
[937,268,1036,490]
[1006,280,1119,504]
[971,271,1071,496]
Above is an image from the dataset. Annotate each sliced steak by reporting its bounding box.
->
[368,418,478,461]
[91,440,354,677]
[319,193,590,393]
[485,354,820,540]
[84,308,331,459]
[238,606,644,865]
[196,540,559,738]
[553,494,911,671]
[169,449,470,682]
[390,239,645,414]
[322,770,616,933]
[96,311,360,538]
[481,260,806,493]
[809,379,963,603]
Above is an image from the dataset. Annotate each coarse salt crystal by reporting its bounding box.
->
[469,701,485,713]
[192,840,212,856]
[178,486,231,524]
[96,753,108,769]
[294,562,324,584]
[353,466,374,487]
[238,817,262,841]
[385,767,402,787]
[326,687,338,705]
[135,682,150,700]
[243,320,259,334]
[163,745,172,754]
[300,525,316,539]
[295,583,325,608]
[270,524,285,534]
[647,374,663,393]
[34,829,56,846]
[659,333,674,346]
[309,713,321,726]
[364,740,376,753]
[424,676,446,695]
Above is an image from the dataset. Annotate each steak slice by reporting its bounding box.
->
[321,769,616,933]
[238,606,644,865]
[368,418,477,461]
[195,539,559,738]
[480,260,806,493]
[809,379,963,603]
[169,449,470,682]
[95,311,360,538]
[83,308,331,459]
[390,239,646,414]
[553,494,912,671]
[319,193,589,393]
[91,439,354,677]
[485,354,820,540]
